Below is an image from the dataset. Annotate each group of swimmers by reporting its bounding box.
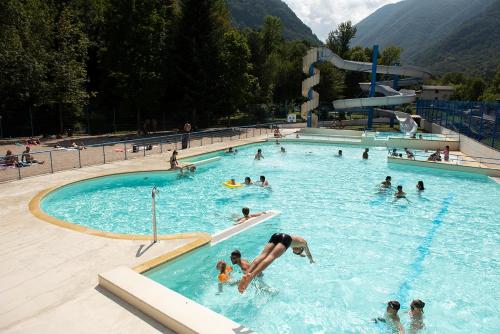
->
[380,176,425,201]
[374,299,426,333]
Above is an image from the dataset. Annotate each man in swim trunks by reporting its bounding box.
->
[238,233,314,293]
[257,175,269,187]
[230,250,250,272]
[255,149,264,160]
[394,185,406,198]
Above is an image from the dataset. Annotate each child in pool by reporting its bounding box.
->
[216,261,233,283]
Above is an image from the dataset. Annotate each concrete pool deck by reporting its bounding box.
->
[0,132,283,333]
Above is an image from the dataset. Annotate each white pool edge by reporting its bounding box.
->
[99,266,255,334]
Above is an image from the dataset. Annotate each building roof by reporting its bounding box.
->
[422,85,455,91]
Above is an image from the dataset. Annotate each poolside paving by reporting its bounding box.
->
[0,132,288,333]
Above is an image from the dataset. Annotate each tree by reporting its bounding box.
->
[326,21,357,58]
[218,29,253,119]
[380,45,403,66]
[51,6,89,134]
[480,65,500,101]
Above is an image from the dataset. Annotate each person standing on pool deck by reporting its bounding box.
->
[169,150,179,169]
[363,148,369,159]
[409,299,425,331]
[373,301,404,334]
[238,233,314,293]
[230,250,250,272]
[255,149,264,160]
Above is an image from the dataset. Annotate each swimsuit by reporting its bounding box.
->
[268,233,292,249]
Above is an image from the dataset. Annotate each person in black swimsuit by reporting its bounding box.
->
[238,233,314,293]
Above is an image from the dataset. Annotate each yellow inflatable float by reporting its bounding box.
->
[223,180,242,188]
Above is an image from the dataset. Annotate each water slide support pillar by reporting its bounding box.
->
[367,45,379,130]
[307,64,315,128]
[389,62,400,128]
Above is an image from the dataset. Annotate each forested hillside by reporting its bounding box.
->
[352,0,499,75]
[228,0,320,43]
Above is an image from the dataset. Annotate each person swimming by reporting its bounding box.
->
[237,233,314,293]
[409,299,425,331]
[337,150,343,157]
[244,177,253,185]
[281,147,286,153]
[216,261,233,283]
[363,148,369,159]
[257,175,269,187]
[394,185,407,200]
[255,149,264,160]
[416,181,425,191]
[226,147,234,154]
[381,176,392,188]
[230,250,250,272]
[373,300,404,334]
[235,207,265,225]
[405,148,415,159]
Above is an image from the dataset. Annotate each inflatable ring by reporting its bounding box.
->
[223,180,242,188]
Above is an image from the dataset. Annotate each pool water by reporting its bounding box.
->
[42,143,499,333]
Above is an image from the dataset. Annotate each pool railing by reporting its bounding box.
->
[387,150,500,170]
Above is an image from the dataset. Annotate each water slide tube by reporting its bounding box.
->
[301,47,432,134]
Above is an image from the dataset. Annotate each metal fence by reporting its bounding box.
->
[0,122,287,183]
[416,99,500,149]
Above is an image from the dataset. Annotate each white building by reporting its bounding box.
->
[420,85,455,100]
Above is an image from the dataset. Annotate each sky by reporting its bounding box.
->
[282,0,402,41]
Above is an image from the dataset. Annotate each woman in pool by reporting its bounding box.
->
[244,177,253,185]
[255,149,264,160]
[416,181,425,191]
[409,299,425,331]
[238,233,314,293]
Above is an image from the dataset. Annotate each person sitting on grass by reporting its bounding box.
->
[21,147,45,164]
[238,233,314,293]
[235,207,265,225]
[373,300,404,334]
[363,148,369,159]
[169,150,179,169]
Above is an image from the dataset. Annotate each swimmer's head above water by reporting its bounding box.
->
[387,300,401,314]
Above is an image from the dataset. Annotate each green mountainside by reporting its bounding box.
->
[352,0,500,75]
[227,0,321,43]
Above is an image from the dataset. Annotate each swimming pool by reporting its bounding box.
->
[41,143,499,333]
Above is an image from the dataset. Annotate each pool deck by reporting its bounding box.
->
[0,132,284,333]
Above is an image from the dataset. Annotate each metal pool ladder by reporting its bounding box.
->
[151,186,159,243]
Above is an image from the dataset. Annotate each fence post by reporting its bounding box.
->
[49,151,54,173]
[143,144,146,157]
[160,140,163,153]
[253,128,255,137]
[17,166,21,180]
[211,136,213,144]
[124,143,127,160]
[201,137,203,146]
[78,149,82,168]
[102,145,106,164]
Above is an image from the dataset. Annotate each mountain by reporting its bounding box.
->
[352,0,500,75]
[227,0,321,44]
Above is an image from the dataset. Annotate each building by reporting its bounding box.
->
[420,85,455,100]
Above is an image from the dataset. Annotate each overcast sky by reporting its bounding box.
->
[283,0,402,42]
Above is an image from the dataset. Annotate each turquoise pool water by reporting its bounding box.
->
[42,143,499,333]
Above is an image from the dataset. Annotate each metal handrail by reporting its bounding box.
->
[151,187,158,243]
